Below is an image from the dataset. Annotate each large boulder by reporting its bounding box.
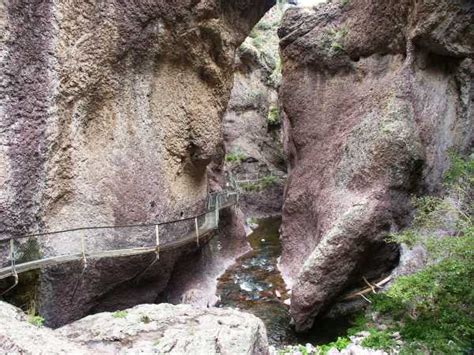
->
[278,0,473,331]
[0,301,270,354]
[0,0,274,326]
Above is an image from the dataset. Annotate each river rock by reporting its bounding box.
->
[278,0,473,331]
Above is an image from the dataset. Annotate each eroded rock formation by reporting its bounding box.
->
[223,6,287,217]
[278,0,473,331]
[0,301,269,354]
[0,0,274,326]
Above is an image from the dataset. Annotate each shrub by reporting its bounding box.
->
[225,151,246,164]
[370,153,474,353]
[316,153,473,354]
[239,174,280,192]
[28,314,45,327]
[112,310,128,319]
[361,329,396,350]
[267,106,281,126]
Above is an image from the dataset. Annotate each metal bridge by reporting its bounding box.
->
[0,190,239,285]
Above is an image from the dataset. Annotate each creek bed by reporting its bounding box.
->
[216,216,294,344]
[216,216,353,346]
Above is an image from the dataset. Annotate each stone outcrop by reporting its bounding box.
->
[0,0,274,326]
[0,301,269,354]
[278,0,473,331]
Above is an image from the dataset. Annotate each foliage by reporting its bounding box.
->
[360,329,396,350]
[319,27,348,56]
[112,310,128,319]
[340,0,350,7]
[267,105,281,126]
[239,174,280,192]
[310,153,473,354]
[26,300,44,327]
[225,151,246,164]
[443,152,474,188]
[315,336,351,354]
[370,153,473,353]
[27,314,45,327]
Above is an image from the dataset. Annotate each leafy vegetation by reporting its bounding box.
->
[340,0,350,7]
[290,153,473,354]
[319,27,348,56]
[28,314,45,327]
[26,300,44,327]
[239,174,280,192]
[267,105,281,126]
[359,153,472,353]
[360,329,396,350]
[112,310,128,319]
[225,151,246,164]
[316,336,351,353]
[239,6,283,88]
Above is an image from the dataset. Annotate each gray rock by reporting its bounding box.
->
[58,303,269,355]
[0,301,270,355]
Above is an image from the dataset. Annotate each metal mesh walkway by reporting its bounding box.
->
[0,190,238,281]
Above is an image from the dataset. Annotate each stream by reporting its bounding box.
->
[216,216,294,345]
[216,216,354,346]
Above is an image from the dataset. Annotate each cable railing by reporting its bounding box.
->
[0,190,239,282]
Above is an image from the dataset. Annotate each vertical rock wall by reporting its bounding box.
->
[0,0,274,326]
[278,0,473,331]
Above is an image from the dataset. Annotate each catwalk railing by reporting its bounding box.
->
[0,190,239,281]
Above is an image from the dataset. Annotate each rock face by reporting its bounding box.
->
[223,6,287,217]
[0,0,274,326]
[0,301,269,354]
[278,0,473,331]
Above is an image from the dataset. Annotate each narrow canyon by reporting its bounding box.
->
[0,0,472,354]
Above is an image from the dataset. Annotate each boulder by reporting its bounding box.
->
[0,301,270,355]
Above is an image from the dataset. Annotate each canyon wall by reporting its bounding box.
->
[0,0,274,326]
[278,0,473,331]
[223,6,287,217]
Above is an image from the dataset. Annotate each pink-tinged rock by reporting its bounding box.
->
[278,0,473,331]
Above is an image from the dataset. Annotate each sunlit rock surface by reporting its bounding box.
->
[0,301,269,354]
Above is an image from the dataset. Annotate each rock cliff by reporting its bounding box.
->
[0,0,274,326]
[278,0,473,331]
[223,6,287,217]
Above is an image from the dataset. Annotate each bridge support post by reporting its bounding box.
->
[155,225,160,259]
[195,217,199,246]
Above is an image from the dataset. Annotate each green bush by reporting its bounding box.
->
[239,174,279,192]
[316,336,351,353]
[225,151,246,164]
[315,153,473,354]
[361,329,396,350]
[267,106,281,126]
[27,314,45,327]
[112,310,128,319]
[370,153,473,353]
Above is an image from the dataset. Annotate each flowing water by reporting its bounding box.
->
[216,216,354,346]
[216,216,295,345]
